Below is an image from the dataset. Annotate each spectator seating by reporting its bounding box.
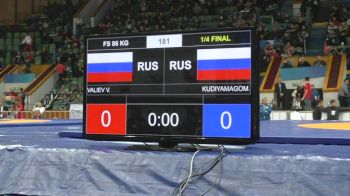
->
[1,0,350,114]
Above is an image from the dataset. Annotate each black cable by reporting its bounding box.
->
[172,145,228,196]
[200,149,224,196]
[175,149,225,195]
[178,148,201,195]
[172,157,221,196]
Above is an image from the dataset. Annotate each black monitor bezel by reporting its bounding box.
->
[83,27,259,145]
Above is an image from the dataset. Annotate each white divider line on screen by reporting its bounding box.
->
[86,93,252,96]
[163,48,166,94]
[87,43,251,52]
[87,30,251,41]
[87,82,251,86]
[186,29,251,34]
[126,103,204,105]
[88,35,146,40]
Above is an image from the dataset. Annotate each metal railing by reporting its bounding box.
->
[0,110,83,119]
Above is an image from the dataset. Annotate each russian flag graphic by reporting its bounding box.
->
[87,52,133,83]
[197,47,251,81]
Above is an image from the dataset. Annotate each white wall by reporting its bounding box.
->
[323,63,347,106]
[91,0,113,27]
[5,83,30,92]
[293,3,301,17]
[270,110,350,121]
[284,77,325,89]
[0,81,5,101]
[323,92,339,107]
[271,111,314,120]
[75,0,104,27]
[260,92,274,103]
[270,111,288,120]
[26,73,57,109]
[69,104,83,119]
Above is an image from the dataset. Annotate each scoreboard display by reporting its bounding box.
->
[84,28,259,144]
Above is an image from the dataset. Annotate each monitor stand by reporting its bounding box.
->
[126,141,213,152]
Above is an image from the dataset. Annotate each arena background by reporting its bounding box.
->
[0,0,350,195]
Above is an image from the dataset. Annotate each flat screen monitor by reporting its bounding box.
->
[84,28,259,146]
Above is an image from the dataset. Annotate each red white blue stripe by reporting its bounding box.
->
[87,52,133,83]
[197,48,251,81]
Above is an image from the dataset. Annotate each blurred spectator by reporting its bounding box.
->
[41,48,50,64]
[330,6,340,21]
[73,54,84,78]
[20,33,32,52]
[260,97,272,120]
[292,85,303,111]
[0,105,9,119]
[14,100,23,119]
[297,25,309,44]
[330,15,340,26]
[338,22,348,43]
[282,58,293,68]
[338,79,349,107]
[311,84,320,108]
[326,28,343,55]
[56,59,66,84]
[327,21,338,33]
[71,35,80,47]
[49,88,59,101]
[324,42,331,55]
[313,99,324,120]
[298,56,311,67]
[32,102,45,119]
[274,76,287,110]
[325,99,340,120]
[300,0,312,16]
[59,93,71,110]
[297,16,307,31]
[302,77,312,110]
[259,36,268,51]
[340,7,350,21]
[42,94,52,110]
[193,3,201,15]
[24,53,33,73]
[264,42,274,57]
[13,52,24,65]
[312,0,321,20]
[18,88,25,109]
[3,0,344,109]
[313,56,326,66]
[65,57,73,81]
[8,88,16,96]
[283,42,295,57]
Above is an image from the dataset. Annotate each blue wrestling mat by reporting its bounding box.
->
[260,120,350,145]
[0,120,349,195]
[1,119,350,145]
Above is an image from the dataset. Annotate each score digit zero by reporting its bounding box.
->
[221,111,232,130]
[101,110,112,128]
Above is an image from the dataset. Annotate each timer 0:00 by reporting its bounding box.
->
[148,113,179,127]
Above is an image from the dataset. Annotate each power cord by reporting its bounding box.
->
[178,148,201,195]
[200,147,223,196]
[172,145,228,196]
